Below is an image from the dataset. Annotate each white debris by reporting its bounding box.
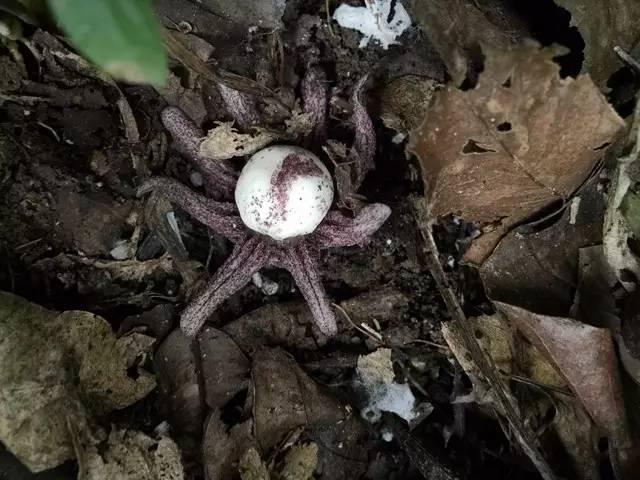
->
[333,0,412,50]
[110,239,130,260]
[354,348,419,423]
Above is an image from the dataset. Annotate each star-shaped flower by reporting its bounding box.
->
[139,68,390,337]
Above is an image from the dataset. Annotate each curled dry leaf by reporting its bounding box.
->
[495,302,640,475]
[200,122,280,161]
[442,314,600,479]
[0,292,155,472]
[410,42,624,264]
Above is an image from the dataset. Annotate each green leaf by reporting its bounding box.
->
[47,0,167,86]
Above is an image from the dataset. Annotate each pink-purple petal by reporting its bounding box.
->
[180,236,270,337]
[138,177,245,242]
[314,203,391,248]
[302,65,329,145]
[350,74,376,189]
[161,107,237,199]
[217,84,260,129]
[276,242,338,336]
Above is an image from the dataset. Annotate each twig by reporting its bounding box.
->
[614,46,640,74]
[326,0,335,36]
[413,198,558,480]
[333,302,384,343]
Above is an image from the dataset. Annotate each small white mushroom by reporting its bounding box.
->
[235,145,334,241]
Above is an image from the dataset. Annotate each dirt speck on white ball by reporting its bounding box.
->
[235,145,334,241]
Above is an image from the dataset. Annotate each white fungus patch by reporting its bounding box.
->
[333,0,412,50]
[235,145,334,241]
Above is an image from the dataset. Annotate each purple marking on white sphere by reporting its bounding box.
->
[235,145,334,241]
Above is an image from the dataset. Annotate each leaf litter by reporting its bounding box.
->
[4,0,640,479]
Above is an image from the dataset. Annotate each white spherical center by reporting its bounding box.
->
[235,145,334,241]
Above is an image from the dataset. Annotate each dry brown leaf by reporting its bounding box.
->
[409,42,624,264]
[481,182,604,316]
[203,413,256,480]
[252,348,345,451]
[495,301,640,476]
[442,314,601,479]
[154,330,203,442]
[200,122,279,160]
[199,326,250,410]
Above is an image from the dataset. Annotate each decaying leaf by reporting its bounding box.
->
[199,326,250,409]
[555,0,640,87]
[378,75,440,136]
[604,103,640,290]
[442,314,600,479]
[481,182,604,316]
[252,348,345,451]
[81,428,184,480]
[406,0,527,85]
[154,330,203,442]
[203,413,257,480]
[279,442,318,480]
[410,42,624,264]
[496,302,640,475]
[0,292,155,472]
[200,122,280,160]
[239,448,270,480]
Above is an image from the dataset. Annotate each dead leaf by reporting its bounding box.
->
[252,348,345,451]
[604,102,640,290]
[82,428,184,480]
[239,447,270,480]
[0,292,155,472]
[154,330,203,442]
[378,75,440,135]
[199,326,250,409]
[442,314,601,479]
[410,42,624,264]
[555,0,640,87]
[203,413,256,480]
[200,122,279,160]
[495,302,640,474]
[279,442,318,480]
[406,0,527,85]
[481,182,605,316]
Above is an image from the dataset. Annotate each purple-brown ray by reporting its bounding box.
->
[217,84,260,129]
[314,203,391,248]
[276,242,338,336]
[138,177,246,243]
[302,65,329,146]
[349,75,376,189]
[180,236,271,337]
[161,107,237,199]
